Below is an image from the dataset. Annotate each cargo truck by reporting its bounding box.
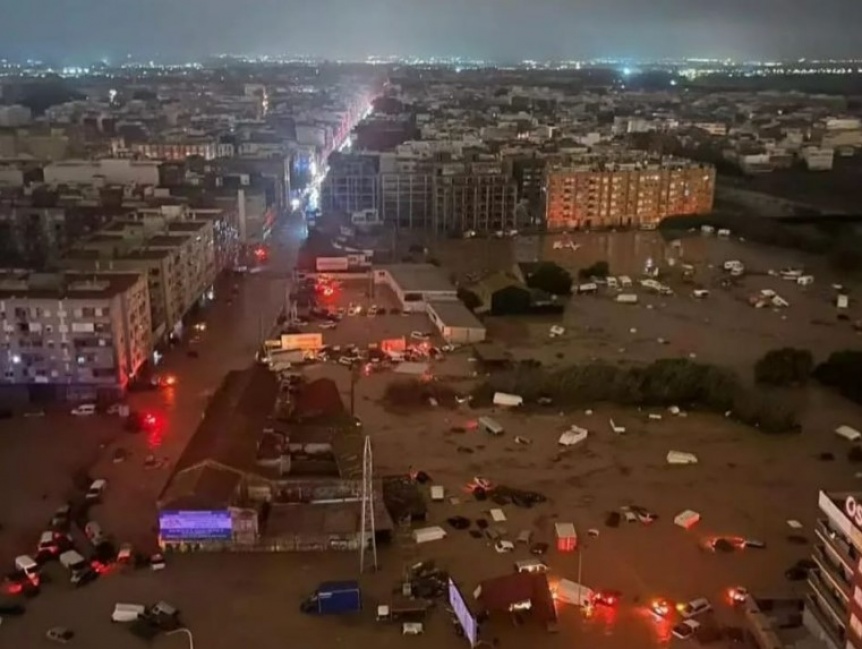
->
[300,581,362,615]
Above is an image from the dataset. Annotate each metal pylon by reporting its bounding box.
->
[359,435,377,572]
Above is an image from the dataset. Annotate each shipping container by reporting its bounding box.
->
[301,581,362,615]
[554,522,577,552]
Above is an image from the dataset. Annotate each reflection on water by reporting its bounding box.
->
[437,231,732,280]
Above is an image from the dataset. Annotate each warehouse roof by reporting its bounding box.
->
[427,300,485,330]
[381,264,455,293]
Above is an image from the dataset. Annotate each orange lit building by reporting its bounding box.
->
[544,161,715,230]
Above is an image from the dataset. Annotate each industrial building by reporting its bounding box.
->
[426,300,486,344]
[157,369,392,552]
[545,159,716,230]
[0,270,151,403]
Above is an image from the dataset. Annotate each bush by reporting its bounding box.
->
[524,262,573,296]
[473,358,800,433]
[578,261,610,281]
[754,348,814,386]
[815,350,862,405]
[384,378,458,410]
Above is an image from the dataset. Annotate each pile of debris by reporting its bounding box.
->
[406,560,450,600]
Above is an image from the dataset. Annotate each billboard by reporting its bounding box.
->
[159,510,233,541]
[448,578,478,647]
[316,257,349,272]
[281,333,323,351]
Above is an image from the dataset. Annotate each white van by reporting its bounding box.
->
[15,555,39,578]
[836,425,862,442]
[85,479,107,502]
[515,559,549,574]
[112,603,146,623]
[71,404,96,416]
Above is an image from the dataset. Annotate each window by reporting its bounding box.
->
[851,614,862,639]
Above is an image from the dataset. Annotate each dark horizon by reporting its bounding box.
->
[1,0,862,64]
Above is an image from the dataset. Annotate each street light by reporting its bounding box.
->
[166,628,195,649]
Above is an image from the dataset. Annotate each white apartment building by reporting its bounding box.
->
[44,158,161,186]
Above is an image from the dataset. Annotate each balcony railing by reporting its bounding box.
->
[809,570,849,621]
[813,545,853,599]
[805,593,846,649]
[816,519,858,569]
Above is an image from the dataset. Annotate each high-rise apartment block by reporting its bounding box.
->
[545,160,715,230]
[801,491,862,649]
[0,271,151,401]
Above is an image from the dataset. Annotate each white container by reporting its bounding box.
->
[412,526,447,544]
[493,392,523,407]
[430,485,445,502]
[111,603,146,623]
[674,510,701,529]
[836,425,862,442]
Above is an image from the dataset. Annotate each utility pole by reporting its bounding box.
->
[349,363,359,416]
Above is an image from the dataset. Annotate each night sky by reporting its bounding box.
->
[1,0,860,63]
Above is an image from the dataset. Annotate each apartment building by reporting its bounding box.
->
[0,203,133,269]
[545,161,715,230]
[324,154,520,233]
[0,270,151,402]
[43,158,161,186]
[805,491,862,649]
[432,167,519,233]
[62,214,217,341]
[129,139,234,161]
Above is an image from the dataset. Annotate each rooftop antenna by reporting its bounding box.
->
[359,435,377,573]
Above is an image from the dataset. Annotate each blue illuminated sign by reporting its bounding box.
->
[159,510,232,541]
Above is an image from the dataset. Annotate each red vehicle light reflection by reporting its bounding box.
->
[5,582,23,595]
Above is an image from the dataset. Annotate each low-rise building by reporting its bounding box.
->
[0,270,151,403]
[373,264,458,313]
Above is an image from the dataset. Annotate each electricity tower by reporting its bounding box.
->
[359,435,378,572]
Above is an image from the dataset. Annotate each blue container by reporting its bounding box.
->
[313,581,362,615]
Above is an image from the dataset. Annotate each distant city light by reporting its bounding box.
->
[622,67,632,76]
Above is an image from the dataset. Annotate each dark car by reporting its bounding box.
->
[0,597,26,615]
[73,568,98,588]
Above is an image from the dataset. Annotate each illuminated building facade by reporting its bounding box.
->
[544,162,715,230]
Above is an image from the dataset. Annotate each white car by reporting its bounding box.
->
[679,597,712,619]
[410,331,431,341]
[71,404,96,416]
[672,620,701,640]
[494,540,515,553]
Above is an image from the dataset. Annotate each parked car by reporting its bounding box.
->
[679,597,712,619]
[70,404,96,416]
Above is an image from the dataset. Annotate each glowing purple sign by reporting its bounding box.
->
[159,510,232,541]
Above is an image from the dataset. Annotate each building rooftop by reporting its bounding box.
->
[0,270,141,300]
[148,234,190,247]
[382,263,455,293]
[427,300,485,330]
[158,366,279,508]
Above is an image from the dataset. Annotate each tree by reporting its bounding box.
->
[754,348,814,386]
[525,262,573,296]
[578,261,610,281]
[815,350,862,405]
[457,287,481,312]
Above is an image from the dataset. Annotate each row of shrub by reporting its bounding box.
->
[753,346,862,407]
[471,357,800,434]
